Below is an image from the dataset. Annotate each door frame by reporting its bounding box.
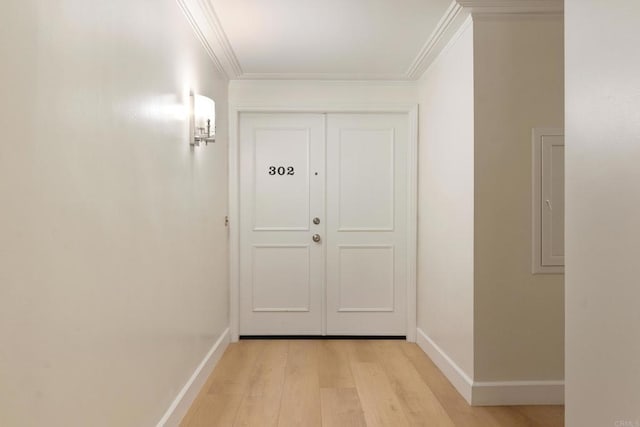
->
[228,104,419,342]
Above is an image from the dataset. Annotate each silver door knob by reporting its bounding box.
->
[313,217,321,225]
[312,234,321,243]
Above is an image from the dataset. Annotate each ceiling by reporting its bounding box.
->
[206,0,454,80]
[180,0,564,81]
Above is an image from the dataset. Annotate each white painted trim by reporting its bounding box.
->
[405,106,418,342]
[229,105,419,341]
[472,380,564,405]
[419,14,473,83]
[458,0,563,14]
[230,104,420,114]
[176,0,226,76]
[405,2,469,79]
[416,328,565,406]
[416,328,474,403]
[229,80,418,88]
[175,0,241,79]
[197,0,243,77]
[472,12,564,21]
[229,108,240,342]
[156,328,230,426]
[238,72,412,81]
[531,128,564,275]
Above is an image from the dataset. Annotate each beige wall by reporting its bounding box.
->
[566,1,640,425]
[473,15,564,381]
[417,21,475,378]
[0,1,228,426]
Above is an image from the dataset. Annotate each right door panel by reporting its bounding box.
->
[326,114,408,335]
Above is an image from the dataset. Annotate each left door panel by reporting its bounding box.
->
[239,113,325,335]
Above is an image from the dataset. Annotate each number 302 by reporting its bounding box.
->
[268,166,295,176]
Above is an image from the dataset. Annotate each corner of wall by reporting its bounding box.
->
[157,329,231,426]
[416,8,565,407]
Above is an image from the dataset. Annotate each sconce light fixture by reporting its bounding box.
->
[189,92,216,146]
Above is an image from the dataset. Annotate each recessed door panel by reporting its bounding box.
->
[338,245,395,312]
[542,136,565,264]
[339,129,395,231]
[254,129,310,230]
[252,245,311,312]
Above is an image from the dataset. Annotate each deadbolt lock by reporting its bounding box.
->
[313,217,321,225]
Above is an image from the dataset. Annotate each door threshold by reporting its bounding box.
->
[239,335,406,340]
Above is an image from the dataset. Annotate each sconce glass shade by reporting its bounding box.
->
[194,95,215,130]
[190,93,216,146]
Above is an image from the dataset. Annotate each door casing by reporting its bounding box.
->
[228,103,418,342]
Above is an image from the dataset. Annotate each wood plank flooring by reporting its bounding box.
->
[180,340,564,427]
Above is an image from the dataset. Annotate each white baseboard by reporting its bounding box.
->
[416,327,474,403]
[472,380,564,405]
[157,328,231,426]
[415,328,564,406]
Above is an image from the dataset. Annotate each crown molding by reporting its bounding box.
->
[238,72,413,81]
[418,14,473,81]
[405,1,469,80]
[198,0,243,76]
[176,0,226,77]
[176,0,243,79]
[404,0,563,79]
[457,0,564,14]
[178,0,563,82]
[230,80,419,87]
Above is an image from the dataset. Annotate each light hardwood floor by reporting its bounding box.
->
[180,340,564,427]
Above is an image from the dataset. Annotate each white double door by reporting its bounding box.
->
[239,113,408,335]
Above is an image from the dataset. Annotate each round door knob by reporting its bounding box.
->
[312,234,321,243]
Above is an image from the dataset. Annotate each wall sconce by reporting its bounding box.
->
[189,92,216,146]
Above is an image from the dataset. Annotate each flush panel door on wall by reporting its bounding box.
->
[541,135,565,267]
[532,128,565,274]
[239,113,408,335]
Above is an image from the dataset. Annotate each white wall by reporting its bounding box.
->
[229,80,418,107]
[565,1,640,425]
[0,1,228,425]
[417,20,475,379]
[473,15,565,382]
